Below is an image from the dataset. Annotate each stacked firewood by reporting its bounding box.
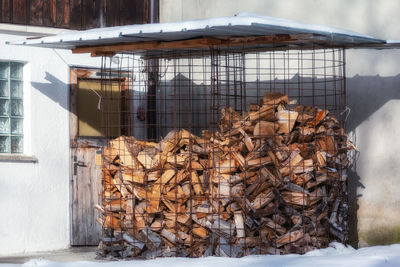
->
[97,92,354,258]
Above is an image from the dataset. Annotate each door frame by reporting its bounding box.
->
[69,67,131,245]
[69,67,106,246]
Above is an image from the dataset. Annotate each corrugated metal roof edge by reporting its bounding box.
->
[7,13,398,52]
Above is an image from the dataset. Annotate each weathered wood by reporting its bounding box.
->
[239,128,254,151]
[148,169,176,212]
[139,227,162,250]
[12,0,27,24]
[277,110,299,134]
[193,226,208,238]
[123,233,145,249]
[56,0,70,27]
[137,147,161,170]
[253,121,278,137]
[161,228,181,243]
[251,188,274,210]
[71,147,102,245]
[73,34,311,55]
[247,156,273,168]
[265,218,286,235]
[122,169,146,184]
[309,109,329,127]
[30,0,43,25]
[276,230,304,247]
[234,211,245,238]
[109,136,140,169]
[248,105,275,122]
[263,92,289,106]
[261,167,281,187]
[214,153,239,174]
[1,0,156,29]
[232,151,246,169]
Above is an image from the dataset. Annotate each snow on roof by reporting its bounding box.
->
[10,13,391,54]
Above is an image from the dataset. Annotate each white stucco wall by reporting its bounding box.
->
[354,100,400,245]
[160,0,400,246]
[0,30,101,256]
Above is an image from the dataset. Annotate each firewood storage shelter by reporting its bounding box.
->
[14,13,400,258]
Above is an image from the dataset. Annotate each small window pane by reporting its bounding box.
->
[0,117,10,134]
[11,118,22,134]
[0,99,9,116]
[0,62,9,79]
[0,80,9,97]
[10,62,23,80]
[10,80,23,98]
[0,136,10,153]
[10,99,23,116]
[11,136,23,153]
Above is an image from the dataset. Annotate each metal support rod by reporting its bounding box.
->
[147,58,159,140]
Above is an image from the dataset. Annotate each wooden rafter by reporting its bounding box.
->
[72,34,317,56]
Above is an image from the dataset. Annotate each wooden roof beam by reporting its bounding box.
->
[72,34,316,56]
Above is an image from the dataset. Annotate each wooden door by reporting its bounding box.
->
[69,68,128,246]
[70,68,105,246]
[70,145,103,245]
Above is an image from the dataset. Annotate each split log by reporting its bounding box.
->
[277,110,299,134]
[234,211,245,238]
[263,92,289,106]
[251,188,274,210]
[276,230,304,247]
[253,121,278,137]
[109,136,141,169]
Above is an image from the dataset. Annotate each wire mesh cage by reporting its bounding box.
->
[98,46,352,258]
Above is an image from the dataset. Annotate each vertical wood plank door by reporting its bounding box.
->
[70,69,105,246]
[70,147,102,246]
[69,69,127,246]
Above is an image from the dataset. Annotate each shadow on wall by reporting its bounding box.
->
[347,163,364,248]
[346,74,400,132]
[31,72,69,111]
[346,73,400,247]
[31,72,103,135]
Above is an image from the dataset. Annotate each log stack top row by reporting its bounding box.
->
[98,92,354,259]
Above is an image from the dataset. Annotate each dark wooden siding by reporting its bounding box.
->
[0,0,158,29]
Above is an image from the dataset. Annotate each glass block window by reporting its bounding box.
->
[0,62,24,153]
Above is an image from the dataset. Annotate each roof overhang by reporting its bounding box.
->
[9,13,398,57]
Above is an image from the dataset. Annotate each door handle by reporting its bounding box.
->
[75,161,87,167]
[73,161,87,175]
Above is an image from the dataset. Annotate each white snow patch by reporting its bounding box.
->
[2,243,400,267]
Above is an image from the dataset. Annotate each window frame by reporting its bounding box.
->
[0,61,24,154]
[70,67,130,146]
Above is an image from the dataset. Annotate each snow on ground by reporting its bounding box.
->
[2,243,400,267]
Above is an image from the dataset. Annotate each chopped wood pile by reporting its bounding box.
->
[97,92,355,259]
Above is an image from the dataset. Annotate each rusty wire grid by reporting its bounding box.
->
[97,46,352,258]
